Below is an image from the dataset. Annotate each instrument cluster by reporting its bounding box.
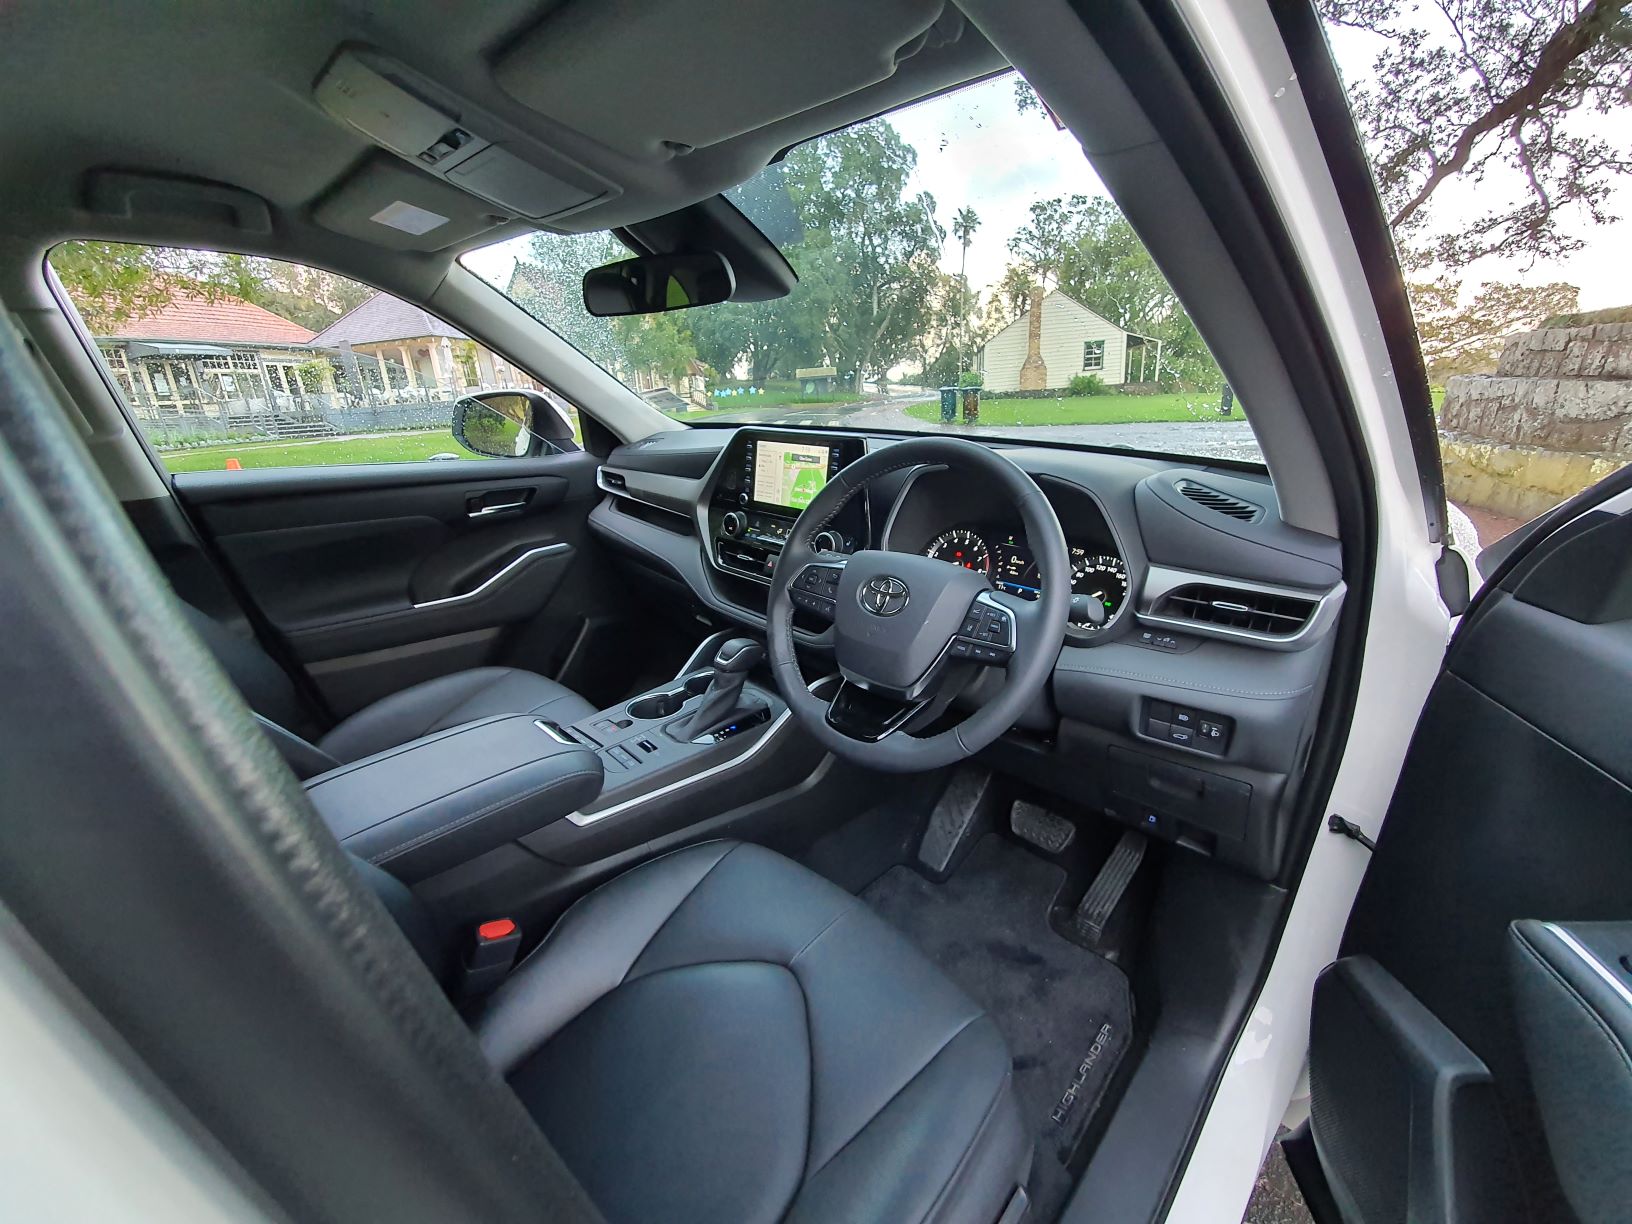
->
[923,526,1129,633]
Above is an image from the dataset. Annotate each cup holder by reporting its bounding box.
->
[627,691,683,720]
[627,673,713,721]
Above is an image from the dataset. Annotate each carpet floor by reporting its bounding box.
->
[862,834,1134,1221]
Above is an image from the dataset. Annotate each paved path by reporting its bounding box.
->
[707,395,1266,464]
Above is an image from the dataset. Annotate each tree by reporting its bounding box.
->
[50,242,231,333]
[784,120,944,387]
[212,254,373,332]
[611,312,697,387]
[1409,277,1580,379]
[509,232,626,373]
[952,207,981,372]
[1325,0,1632,265]
[1008,196,1083,291]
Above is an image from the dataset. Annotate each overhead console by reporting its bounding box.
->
[314,49,616,230]
[704,429,869,584]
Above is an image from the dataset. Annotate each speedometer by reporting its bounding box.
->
[1069,550,1128,632]
[924,528,992,576]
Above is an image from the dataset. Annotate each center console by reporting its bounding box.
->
[307,631,820,881]
[705,429,869,583]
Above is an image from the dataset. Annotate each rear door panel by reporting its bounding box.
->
[1306,501,1632,1222]
[174,451,607,715]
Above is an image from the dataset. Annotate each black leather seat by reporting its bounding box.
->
[472,839,1032,1224]
[181,602,594,765]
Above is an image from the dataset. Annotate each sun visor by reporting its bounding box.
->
[493,0,948,158]
[312,154,514,251]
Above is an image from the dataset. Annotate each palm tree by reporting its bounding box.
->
[952,207,980,373]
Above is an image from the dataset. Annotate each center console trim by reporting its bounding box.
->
[564,674,836,827]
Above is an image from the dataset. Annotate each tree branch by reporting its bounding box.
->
[1390,0,1626,229]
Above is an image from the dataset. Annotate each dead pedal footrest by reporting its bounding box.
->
[1009,801,1076,854]
[1074,830,1147,945]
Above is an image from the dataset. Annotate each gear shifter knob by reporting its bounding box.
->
[712,637,763,674]
[679,637,764,741]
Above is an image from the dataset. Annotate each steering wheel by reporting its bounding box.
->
[767,436,1070,772]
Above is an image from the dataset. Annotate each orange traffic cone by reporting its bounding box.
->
[225,457,243,470]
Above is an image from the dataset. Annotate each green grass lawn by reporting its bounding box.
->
[158,430,476,472]
[903,392,1241,428]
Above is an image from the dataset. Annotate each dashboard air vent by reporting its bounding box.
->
[1177,480,1262,523]
[1155,583,1318,637]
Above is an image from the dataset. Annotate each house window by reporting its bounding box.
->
[1082,340,1105,371]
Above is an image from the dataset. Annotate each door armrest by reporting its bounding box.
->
[1509,919,1632,1224]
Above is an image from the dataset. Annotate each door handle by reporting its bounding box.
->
[467,500,528,519]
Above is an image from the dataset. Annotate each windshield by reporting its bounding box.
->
[463,72,1262,465]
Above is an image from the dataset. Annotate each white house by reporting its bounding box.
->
[977,288,1160,392]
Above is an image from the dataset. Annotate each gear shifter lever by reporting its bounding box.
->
[679,637,764,740]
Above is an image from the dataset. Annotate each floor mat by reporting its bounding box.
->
[862,835,1133,1221]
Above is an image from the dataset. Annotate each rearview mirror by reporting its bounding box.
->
[451,390,572,458]
[582,251,736,317]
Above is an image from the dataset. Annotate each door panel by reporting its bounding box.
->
[173,451,609,715]
[1306,503,1632,1222]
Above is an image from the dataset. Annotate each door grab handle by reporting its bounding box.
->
[468,500,528,518]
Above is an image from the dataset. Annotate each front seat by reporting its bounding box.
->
[180,601,596,765]
[471,839,1032,1223]
[0,314,1027,1223]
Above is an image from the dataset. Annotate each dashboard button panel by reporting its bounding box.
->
[1142,697,1231,756]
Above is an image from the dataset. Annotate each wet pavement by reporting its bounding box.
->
[700,394,1267,464]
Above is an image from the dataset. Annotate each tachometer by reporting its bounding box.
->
[925,528,992,576]
[1069,550,1128,632]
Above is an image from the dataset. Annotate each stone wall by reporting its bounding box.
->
[1440,321,1631,521]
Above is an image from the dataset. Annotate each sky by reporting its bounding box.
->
[889,51,1629,313]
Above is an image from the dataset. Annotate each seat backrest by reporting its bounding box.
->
[0,311,599,1223]
[176,599,319,738]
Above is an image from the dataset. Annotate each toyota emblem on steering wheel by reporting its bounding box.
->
[860,575,910,616]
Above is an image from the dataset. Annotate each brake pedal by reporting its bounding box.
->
[1010,801,1076,854]
[1074,830,1147,948]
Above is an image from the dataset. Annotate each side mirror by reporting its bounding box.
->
[582,251,736,317]
[451,390,572,459]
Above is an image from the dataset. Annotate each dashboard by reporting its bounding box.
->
[588,424,1348,882]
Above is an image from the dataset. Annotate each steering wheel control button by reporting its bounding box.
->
[859,575,910,616]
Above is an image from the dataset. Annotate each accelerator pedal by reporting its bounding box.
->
[1009,800,1076,855]
[1074,830,1147,949]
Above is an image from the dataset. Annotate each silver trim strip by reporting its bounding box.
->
[1135,564,1345,650]
[467,500,527,518]
[1543,923,1632,1011]
[410,543,570,609]
[533,719,573,745]
[565,676,837,827]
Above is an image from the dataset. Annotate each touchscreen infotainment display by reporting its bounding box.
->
[752,439,832,512]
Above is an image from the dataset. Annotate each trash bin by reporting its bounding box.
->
[1218,383,1234,417]
[939,386,958,423]
[961,386,981,424]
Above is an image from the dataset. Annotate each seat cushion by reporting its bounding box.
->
[473,840,1030,1224]
[318,666,595,763]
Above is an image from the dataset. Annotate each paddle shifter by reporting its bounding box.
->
[678,637,764,740]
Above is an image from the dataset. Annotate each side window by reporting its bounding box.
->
[49,242,580,472]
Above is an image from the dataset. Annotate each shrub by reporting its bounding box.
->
[1068,373,1108,396]
[957,370,984,388]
